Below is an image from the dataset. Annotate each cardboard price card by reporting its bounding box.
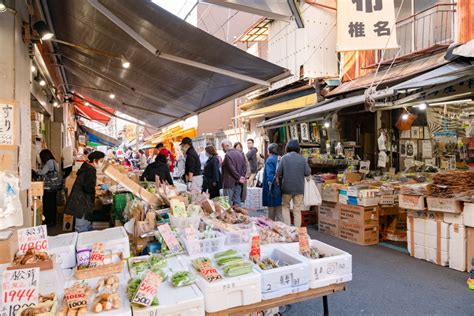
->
[132,271,162,307]
[1,268,39,316]
[298,227,311,257]
[249,235,261,262]
[88,243,106,267]
[170,199,187,217]
[17,225,48,254]
[157,224,183,254]
[199,264,222,283]
[184,227,200,254]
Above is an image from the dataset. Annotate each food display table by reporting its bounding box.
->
[205,283,347,316]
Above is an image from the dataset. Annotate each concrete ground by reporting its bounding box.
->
[285,228,472,316]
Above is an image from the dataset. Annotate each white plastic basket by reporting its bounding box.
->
[224,224,256,245]
[181,231,226,256]
[169,214,201,231]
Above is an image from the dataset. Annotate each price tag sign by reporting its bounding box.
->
[64,292,88,310]
[184,227,200,254]
[89,243,106,267]
[132,271,162,307]
[199,264,222,283]
[249,235,261,262]
[170,200,187,217]
[17,225,48,254]
[1,268,39,316]
[157,224,183,254]
[298,227,310,257]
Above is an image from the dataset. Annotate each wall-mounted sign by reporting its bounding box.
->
[337,0,398,51]
[0,99,15,145]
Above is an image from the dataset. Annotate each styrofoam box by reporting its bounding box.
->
[186,252,262,313]
[76,226,130,258]
[282,241,352,289]
[412,245,449,266]
[356,197,380,207]
[132,256,205,316]
[464,203,474,227]
[255,247,309,300]
[427,197,463,214]
[48,232,78,269]
[411,218,450,238]
[444,212,464,225]
[449,224,466,272]
[408,231,449,252]
[399,194,426,210]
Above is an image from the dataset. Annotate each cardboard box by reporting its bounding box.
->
[449,224,466,272]
[443,212,464,225]
[427,197,463,214]
[407,209,443,221]
[30,181,44,197]
[467,227,474,271]
[322,186,339,203]
[339,221,378,245]
[338,204,379,226]
[399,194,426,210]
[319,201,339,220]
[318,216,339,237]
[407,231,449,252]
[379,195,395,205]
[0,145,18,172]
[0,229,18,264]
[386,214,407,242]
[379,205,400,216]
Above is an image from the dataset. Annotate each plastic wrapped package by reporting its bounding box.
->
[0,171,23,230]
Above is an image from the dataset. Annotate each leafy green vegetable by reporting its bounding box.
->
[214,249,238,259]
[171,271,196,287]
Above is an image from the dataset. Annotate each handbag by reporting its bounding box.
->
[43,162,63,192]
[304,176,322,206]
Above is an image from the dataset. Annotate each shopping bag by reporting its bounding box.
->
[304,177,322,206]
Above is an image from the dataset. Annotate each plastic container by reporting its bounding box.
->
[47,232,78,269]
[181,231,226,256]
[254,247,310,300]
[169,214,201,231]
[282,240,352,289]
[76,226,130,258]
[224,223,255,245]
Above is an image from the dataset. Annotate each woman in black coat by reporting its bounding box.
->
[202,145,221,198]
[64,151,105,232]
[140,154,173,185]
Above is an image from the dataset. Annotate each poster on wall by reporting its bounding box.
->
[336,0,398,51]
[400,140,406,157]
[422,140,433,159]
[289,125,299,141]
[0,99,15,145]
[406,140,417,158]
[411,126,420,139]
[300,123,309,142]
[400,129,411,139]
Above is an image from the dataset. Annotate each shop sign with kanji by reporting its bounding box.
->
[0,100,15,145]
[336,0,398,51]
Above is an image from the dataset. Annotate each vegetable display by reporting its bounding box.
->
[130,255,167,276]
[127,278,159,306]
[92,293,121,313]
[96,275,120,293]
[253,257,288,270]
[171,271,196,287]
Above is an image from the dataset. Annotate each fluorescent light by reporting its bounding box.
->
[109,93,115,99]
[39,79,46,86]
[121,56,130,69]
[324,122,330,128]
[418,103,427,110]
[53,101,58,107]
[401,113,409,120]
[429,99,473,106]
[31,65,36,72]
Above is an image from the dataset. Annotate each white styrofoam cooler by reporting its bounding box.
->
[185,253,262,313]
[282,240,352,289]
[411,245,449,266]
[449,224,466,272]
[464,203,474,227]
[47,232,78,269]
[132,256,205,316]
[76,226,130,258]
[255,247,310,300]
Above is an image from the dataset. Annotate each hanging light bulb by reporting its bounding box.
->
[109,93,115,99]
[324,122,330,128]
[0,0,7,13]
[39,79,46,86]
[31,65,36,73]
[53,101,58,107]
[33,21,54,41]
[85,101,90,106]
[418,103,427,110]
[121,55,130,69]
[401,113,409,121]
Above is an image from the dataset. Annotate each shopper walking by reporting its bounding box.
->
[234,142,250,203]
[202,145,222,199]
[221,140,246,206]
[276,139,311,227]
[36,149,61,227]
[262,143,282,221]
[180,137,203,191]
[246,139,258,186]
[64,151,107,232]
[140,153,173,185]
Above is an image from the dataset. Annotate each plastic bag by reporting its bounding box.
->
[303,177,322,206]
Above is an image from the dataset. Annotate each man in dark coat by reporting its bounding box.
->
[180,137,202,191]
[221,139,246,206]
[64,151,106,232]
[140,154,173,185]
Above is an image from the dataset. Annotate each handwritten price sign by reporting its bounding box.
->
[1,268,39,316]
[17,225,48,254]
[157,224,183,254]
[298,227,310,257]
[132,271,162,307]
[249,235,261,262]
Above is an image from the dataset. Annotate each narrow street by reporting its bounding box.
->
[288,229,472,315]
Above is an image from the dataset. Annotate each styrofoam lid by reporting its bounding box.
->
[77,227,128,246]
[47,232,78,249]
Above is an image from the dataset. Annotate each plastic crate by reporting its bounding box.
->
[181,231,226,256]
[113,192,133,220]
[224,224,256,245]
[290,210,317,227]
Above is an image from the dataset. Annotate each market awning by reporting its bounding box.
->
[327,51,449,97]
[44,0,289,127]
[80,125,120,147]
[239,93,316,118]
[74,95,115,125]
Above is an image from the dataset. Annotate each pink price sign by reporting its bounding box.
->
[1,268,39,316]
[17,225,48,254]
[132,271,162,307]
[157,224,183,254]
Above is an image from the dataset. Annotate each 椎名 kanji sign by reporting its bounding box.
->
[337,0,398,52]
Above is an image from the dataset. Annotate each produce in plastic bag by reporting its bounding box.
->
[127,278,159,306]
[171,271,195,287]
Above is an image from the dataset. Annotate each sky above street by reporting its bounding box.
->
[151,0,197,25]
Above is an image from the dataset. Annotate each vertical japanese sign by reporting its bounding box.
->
[17,225,49,254]
[0,100,15,145]
[336,0,398,51]
[1,268,40,316]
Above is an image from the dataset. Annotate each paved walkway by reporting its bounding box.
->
[286,229,472,316]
